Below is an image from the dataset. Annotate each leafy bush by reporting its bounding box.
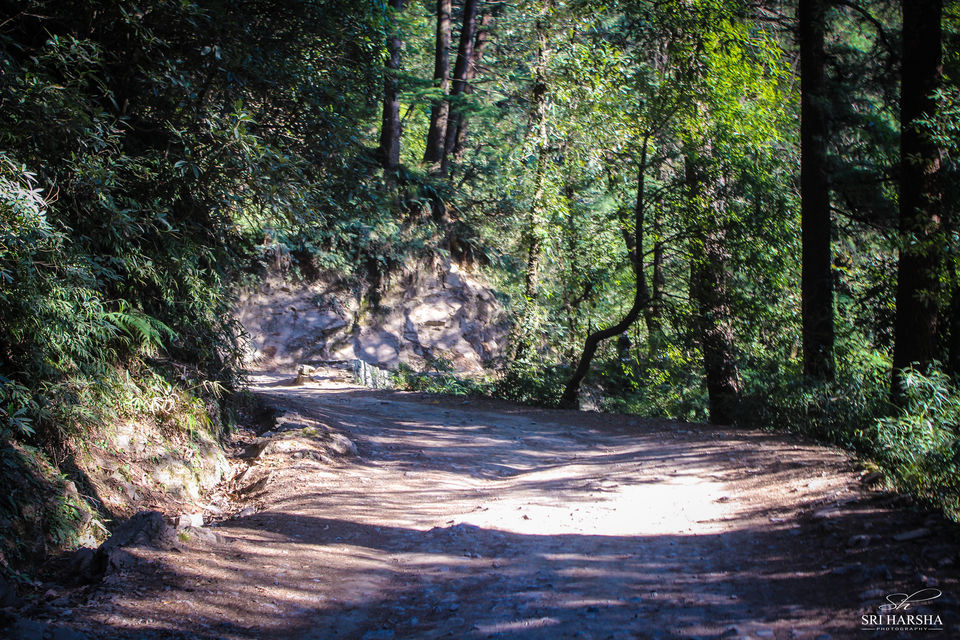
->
[875,367,960,519]
[394,361,486,396]
[393,356,568,408]
[492,358,570,407]
[595,346,709,421]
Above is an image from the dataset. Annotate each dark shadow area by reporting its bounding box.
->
[63,507,960,639]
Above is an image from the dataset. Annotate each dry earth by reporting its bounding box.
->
[25,369,960,639]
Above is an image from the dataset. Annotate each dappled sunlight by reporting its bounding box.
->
[66,377,943,639]
[82,513,859,638]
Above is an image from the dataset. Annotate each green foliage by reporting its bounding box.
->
[0,0,399,446]
[739,364,887,451]
[492,359,569,408]
[394,356,569,408]
[0,440,103,568]
[876,367,960,519]
[394,361,486,396]
[597,348,710,421]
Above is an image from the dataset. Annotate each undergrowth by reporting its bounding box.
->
[393,356,569,408]
[874,367,960,520]
[0,359,237,577]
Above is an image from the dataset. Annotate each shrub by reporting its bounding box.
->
[875,366,960,520]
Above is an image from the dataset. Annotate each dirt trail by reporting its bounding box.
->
[65,370,959,639]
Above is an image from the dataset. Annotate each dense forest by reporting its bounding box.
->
[1,0,959,577]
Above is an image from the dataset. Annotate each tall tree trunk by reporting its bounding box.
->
[423,0,451,167]
[643,206,665,358]
[521,2,550,302]
[559,139,650,409]
[506,0,552,362]
[378,0,405,175]
[799,0,835,380]
[892,0,943,397]
[686,153,741,425]
[439,0,480,175]
[450,11,494,161]
[435,6,493,264]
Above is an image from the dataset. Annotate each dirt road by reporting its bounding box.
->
[65,371,959,639]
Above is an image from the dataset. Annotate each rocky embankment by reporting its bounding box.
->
[237,259,507,373]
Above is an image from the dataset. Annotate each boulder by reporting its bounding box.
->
[100,511,172,551]
[327,433,358,457]
[72,511,174,580]
[176,513,204,530]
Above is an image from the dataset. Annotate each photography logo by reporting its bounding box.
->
[861,589,944,632]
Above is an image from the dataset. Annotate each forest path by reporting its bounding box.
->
[71,370,958,639]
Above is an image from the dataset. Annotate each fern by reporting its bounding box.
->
[103,301,177,357]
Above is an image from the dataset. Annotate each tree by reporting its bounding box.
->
[423,0,452,167]
[449,10,495,162]
[799,0,836,380]
[893,0,944,395]
[379,0,406,174]
[505,0,555,362]
[560,138,651,408]
[686,148,742,425]
[440,0,481,175]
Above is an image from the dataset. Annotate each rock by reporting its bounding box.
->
[293,364,313,385]
[237,506,257,518]
[240,440,271,459]
[239,471,273,495]
[177,526,222,545]
[68,547,98,583]
[101,511,172,550]
[919,574,939,587]
[176,513,204,529]
[893,528,931,542]
[755,630,774,638]
[83,511,174,578]
[238,261,505,372]
[812,507,842,520]
[862,564,891,581]
[327,433,358,457]
[276,421,310,433]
